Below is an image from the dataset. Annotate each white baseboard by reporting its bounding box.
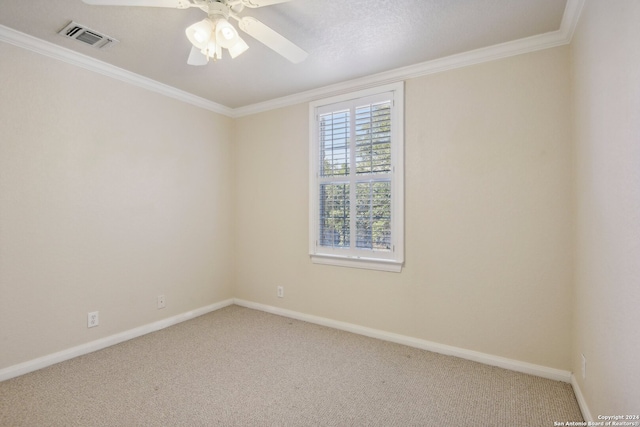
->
[2,298,573,387]
[0,298,234,382]
[571,373,593,421]
[233,298,572,383]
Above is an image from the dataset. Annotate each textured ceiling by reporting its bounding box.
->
[0,0,567,109]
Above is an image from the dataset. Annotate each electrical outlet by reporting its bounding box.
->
[277,286,284,298]
[157,295,166,309]
[581,353,586,379]
[88,311,99,328]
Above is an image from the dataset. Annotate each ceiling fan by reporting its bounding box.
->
[81,0,308,65]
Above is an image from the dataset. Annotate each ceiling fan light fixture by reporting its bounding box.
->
[221,27,234,40]
[215,18,240,49]
[83,0,309,66]
[185,19,214,50]
[193,31,207,44]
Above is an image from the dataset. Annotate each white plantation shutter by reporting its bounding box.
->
[356,180,391,250]
[355,101,392,175]
[319,110,350,177]
[319,183,350,248]
[309,83,404,272]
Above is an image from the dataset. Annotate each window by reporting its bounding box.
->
[309,82,404,272]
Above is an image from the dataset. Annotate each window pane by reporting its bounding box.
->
[355,101,391,175]
[319,110,350,177]
[356,181,391,251]
[319,183,350,248]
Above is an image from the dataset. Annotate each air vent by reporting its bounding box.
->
[58,21,119,49]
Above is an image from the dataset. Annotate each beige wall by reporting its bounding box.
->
[0,42,235,369]
[234,46,574,370]
[571,0,640,415]
[6,5,638,412]
[6,5,640,412]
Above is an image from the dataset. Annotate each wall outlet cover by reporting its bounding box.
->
[88,311,99,328]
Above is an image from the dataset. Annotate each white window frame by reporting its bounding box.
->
[309,82,404,272]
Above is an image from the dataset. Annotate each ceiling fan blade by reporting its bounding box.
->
[187,46,208,66]
[82,0,191,8]
[238,16,307,63]
[241,0,293,8]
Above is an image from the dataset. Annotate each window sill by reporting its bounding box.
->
[310,254,403,273]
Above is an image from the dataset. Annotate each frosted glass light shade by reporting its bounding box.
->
[186,19,214,50]
[228,37,249,58]
[215,19,240,49]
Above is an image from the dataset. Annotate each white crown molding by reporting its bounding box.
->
[1,0,585,119]
[232,0,586,118]
[0,299,234,382]
[234,299,572,383]
[560,0,586,41]
[0,24,234,117]
[231,30,565,118]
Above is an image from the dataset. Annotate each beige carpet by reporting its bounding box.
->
[0,305,583,426]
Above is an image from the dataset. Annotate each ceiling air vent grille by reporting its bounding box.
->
[58,21,119,49]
